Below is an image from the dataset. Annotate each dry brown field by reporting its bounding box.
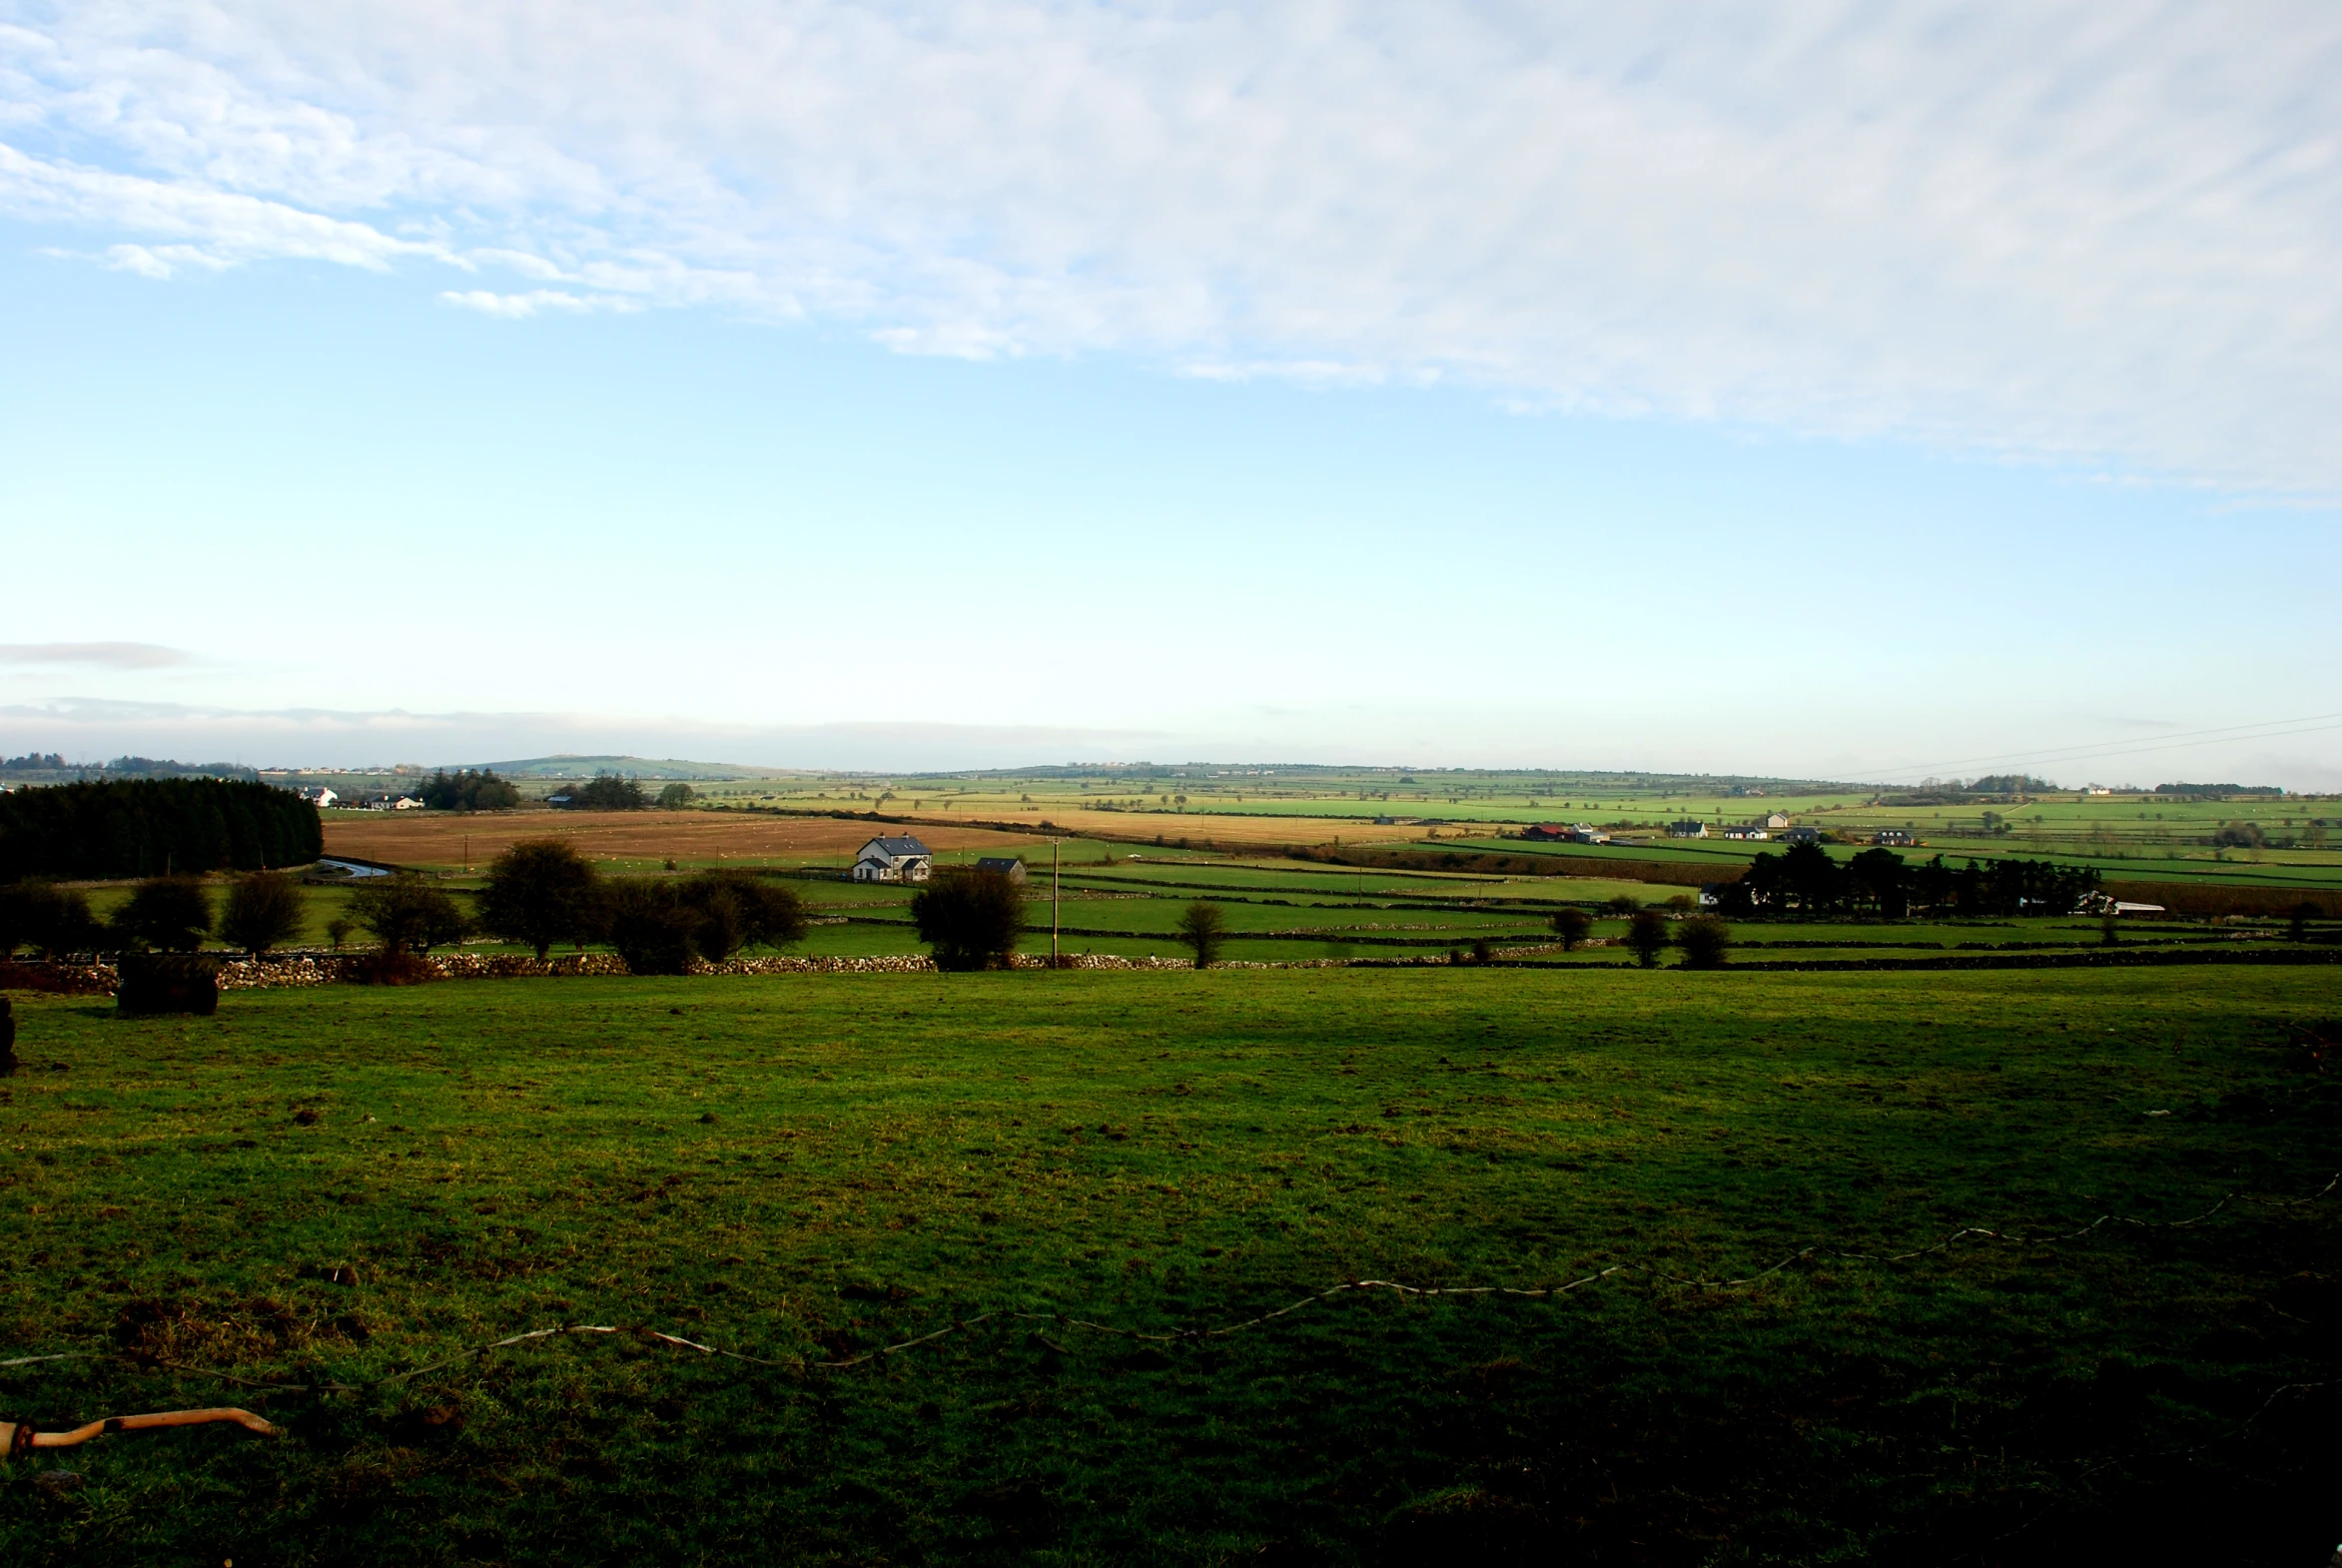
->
[898,806,1433,849]
[322,809,1039,870]
[325,806,1434,870]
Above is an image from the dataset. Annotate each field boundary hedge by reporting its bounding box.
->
[2102,880,2334,919]
[1488,947,2342,973]
[1300,844,1721,886]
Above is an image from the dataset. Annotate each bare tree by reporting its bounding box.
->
[221,871,305,957]
[1625,910,1670,969]
[1175,902,1227,968]
[114,876,214,953]
[351,875,468,955]
[911,867,1026,971]
[1676,915,1731,969]
[479,839,605,962]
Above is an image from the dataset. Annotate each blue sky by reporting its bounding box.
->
[3,4,2338,785]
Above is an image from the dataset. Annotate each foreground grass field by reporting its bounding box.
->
[2,968,2337,1564]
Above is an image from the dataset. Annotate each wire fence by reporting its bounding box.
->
[5,1168,2334,1397]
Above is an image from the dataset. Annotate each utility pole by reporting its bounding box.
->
[1052,838,1062,966]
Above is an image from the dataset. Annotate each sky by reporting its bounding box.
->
[2,2,2339,787]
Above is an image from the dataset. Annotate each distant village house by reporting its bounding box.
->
[298,786,339,809]
[361,794,423,811]
[1666,820,1708,839]
[975,856,1028,883]
[1872,829,1917,847]
[853,835,934,883]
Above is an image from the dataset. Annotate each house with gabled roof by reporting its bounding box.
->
[853,835,934,883]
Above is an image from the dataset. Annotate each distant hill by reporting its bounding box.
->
[455,754,781,781]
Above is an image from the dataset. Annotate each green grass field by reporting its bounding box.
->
[3,965,2337,1564]
[57,842,2327,970]
[654,765,2340,893]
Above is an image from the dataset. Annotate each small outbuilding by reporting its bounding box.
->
[853,835,935,883]
[975,856,1028,883]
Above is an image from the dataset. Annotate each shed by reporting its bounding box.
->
[975,856,1028,883]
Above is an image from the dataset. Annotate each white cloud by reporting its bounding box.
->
[2,3,2339,494]
[0,642,190,669]
[437,287,638,318]
[0,139,446,270]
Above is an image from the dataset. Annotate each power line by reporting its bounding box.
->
[1861,710,2342,783]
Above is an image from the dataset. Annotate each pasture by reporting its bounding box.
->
[294,818,2327,966]
[2,965,2337,1564]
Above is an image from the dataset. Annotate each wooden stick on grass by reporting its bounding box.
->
[4,1407,281,1456]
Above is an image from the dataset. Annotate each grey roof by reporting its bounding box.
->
[975,857,1024,870]
[861,835,932,858]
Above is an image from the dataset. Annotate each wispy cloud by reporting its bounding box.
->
[2,4,2338,494]
[0,642,190,670]
[437,288,641,318]
[0,141,450,272]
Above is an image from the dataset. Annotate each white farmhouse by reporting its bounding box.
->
[852,835,935,883]
[299,785,339,809]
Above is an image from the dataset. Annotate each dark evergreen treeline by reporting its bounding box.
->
[1712,842,2099,918]
[0,778,323,881]
[556,773,646,810]
[417,769,521,811]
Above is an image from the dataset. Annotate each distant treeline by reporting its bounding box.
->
[0,778,323,881]
[1712,843,2099,918]
[2155,782,2282,796]
[1963,774,2057,793]
[0,754,259,781]
[418,769,522,812]
[1879,776,2289,805]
